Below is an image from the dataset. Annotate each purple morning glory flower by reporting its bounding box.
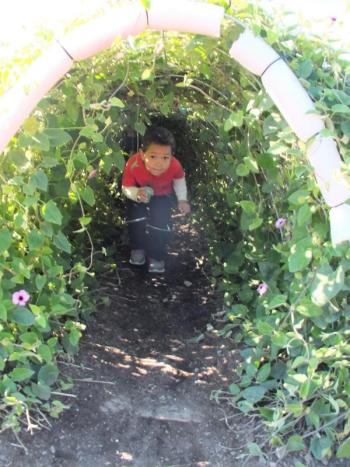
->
[257,283,268,296]
[275,218,287,229]
[12,289,30,306]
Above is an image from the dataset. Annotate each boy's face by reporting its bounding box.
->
[141,143,172,176]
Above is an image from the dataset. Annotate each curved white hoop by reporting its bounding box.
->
[0,0,349,245]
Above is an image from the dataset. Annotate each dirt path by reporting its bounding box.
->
[1,219,346,467]
[1,219,261,467]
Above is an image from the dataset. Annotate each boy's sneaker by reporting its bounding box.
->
[129,249,146,266]
[148,258,165,273]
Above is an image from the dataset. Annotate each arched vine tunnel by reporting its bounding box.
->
[1,1,350,464]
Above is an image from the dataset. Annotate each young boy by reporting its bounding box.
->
[122,126,190,273]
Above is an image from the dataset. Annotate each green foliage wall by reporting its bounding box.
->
[1,0,350,461]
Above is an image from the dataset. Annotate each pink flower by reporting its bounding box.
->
[275,217,287,229]
[12,289,30,306]
[330,16,337,22]
[88,169,97,179]
[257,283,268,296]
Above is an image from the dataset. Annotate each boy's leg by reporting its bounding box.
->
[126,200,148,254]
[146,195,173,261]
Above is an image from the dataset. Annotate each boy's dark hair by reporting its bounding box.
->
[142,127,176,154]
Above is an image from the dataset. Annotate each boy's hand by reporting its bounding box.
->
[137,188,148,202]
[137,187,153,203]
[178,200,191,214]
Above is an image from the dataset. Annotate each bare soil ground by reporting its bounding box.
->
[0,218,347,467]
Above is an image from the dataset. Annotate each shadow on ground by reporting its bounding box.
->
[0,218,255,467]
[1,218,338,467]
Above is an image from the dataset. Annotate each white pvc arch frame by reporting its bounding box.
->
[0,0,349,245]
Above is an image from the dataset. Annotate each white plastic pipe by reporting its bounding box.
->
[0,5,147,154]
[148,0,224,37]
[0,42,73,153]
[229,29,280,76]
[60,4,147,61]
[261,59,324,142]
[307,136,350,207]
[229,28,350,243]
[330,204,350,246]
